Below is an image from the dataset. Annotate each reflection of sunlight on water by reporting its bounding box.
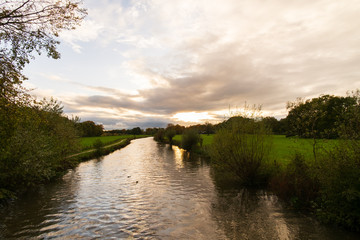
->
[273,212,291,240]
[173,146,185,169]
[2,138,359,240]
[264,195,291,240]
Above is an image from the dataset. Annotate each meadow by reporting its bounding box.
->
[174,134,339,165]
[80,135,148,150]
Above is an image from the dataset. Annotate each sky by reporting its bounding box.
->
[23,0,360,129]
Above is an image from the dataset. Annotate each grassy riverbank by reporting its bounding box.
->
[171,133,359,231]
[80,135,149,150]
[173,134,339,165]
[0,135,148,202]
[71,135,150,161]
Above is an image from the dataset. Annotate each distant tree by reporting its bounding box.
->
[181,129,201,152]
[129,127,143,135]
[276,118,288,135]
[145,128,158,135]
[261,117,278,133]
[153,128,165,142]
[204,122,215,135]
[174,124,185,134]
[260,117,287,135]
[77,121,103,137]
[0,0,87,97]
[165,128,176,144]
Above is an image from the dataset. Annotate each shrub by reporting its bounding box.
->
[93,139,104,157]
[153,129,165,142]
[210,117,272,186]
[181,129,201,152]
[0,97,80,191]
[269,153,319,208]
[315,141,360,231]
[165,129,176,144]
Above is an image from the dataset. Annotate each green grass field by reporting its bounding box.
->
[174,134,339,165]
[269,135,339,165]
[80,135,148,150]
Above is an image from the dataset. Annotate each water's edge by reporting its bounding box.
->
[0,138,358,239]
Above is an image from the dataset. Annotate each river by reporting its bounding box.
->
[0,137,358,239]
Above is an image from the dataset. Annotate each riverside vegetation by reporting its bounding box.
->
[0,1,150,201]
[0,92,143,200]
[155,93,360,231]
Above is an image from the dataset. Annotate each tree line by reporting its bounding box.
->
[149,92,360,141]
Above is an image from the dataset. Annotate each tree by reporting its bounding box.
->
[286,94,359,139]
[204,122,215,135]
[153,128,165,142]
[0,0,87,96]
[165,128,176,144]
[76,120,103,137]
[129,127,143,135]
[0,97,80,191]
[210,116,272,186]
[181,129,201,152]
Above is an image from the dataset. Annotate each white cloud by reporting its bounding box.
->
[27,0,360,128]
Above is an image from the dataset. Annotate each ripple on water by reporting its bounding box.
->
[1,138,360,239]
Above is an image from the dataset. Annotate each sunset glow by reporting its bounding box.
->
[23,0,360,129]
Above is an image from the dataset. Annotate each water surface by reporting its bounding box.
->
[0,137,358,239]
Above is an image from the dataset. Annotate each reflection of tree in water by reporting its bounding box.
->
[165,144,209,170]
[0,170,80,238]
[180,151,205,169]
[211,187,359,240]
[211,188,291,240]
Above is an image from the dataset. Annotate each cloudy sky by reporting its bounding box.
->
[24,0,360,129]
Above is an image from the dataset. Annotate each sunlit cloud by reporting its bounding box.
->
[24,0,360,129]
[172,112,215,123]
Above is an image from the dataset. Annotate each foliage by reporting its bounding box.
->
[0,0,86,96]
[105,127,145,135]
[210,116,272,186]
[76,120,103,137]
[93,139,104,157]
[129,127,143,135]
[270,153,319,208]
[153,128,165,142]
[181,129,201,152]
[315,140,360,231]
[0,95,80,192]
[286,94,359,139]
[261,117,287,135]
[165,128,176,144]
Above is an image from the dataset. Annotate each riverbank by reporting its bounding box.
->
[2,137,359,239]
[67,138,131,162]
[162,134,360,232]
[0,136,148,203]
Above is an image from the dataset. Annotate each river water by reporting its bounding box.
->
[0,137,359,239]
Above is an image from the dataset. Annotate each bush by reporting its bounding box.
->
[181,129,201,152]
[270,153,319,208]
[315,141,360,231]
[165,129,176,144]
[0,97,80,192]
[93,139,104,157]
[153,129,165,142]
[210,117,272,186]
